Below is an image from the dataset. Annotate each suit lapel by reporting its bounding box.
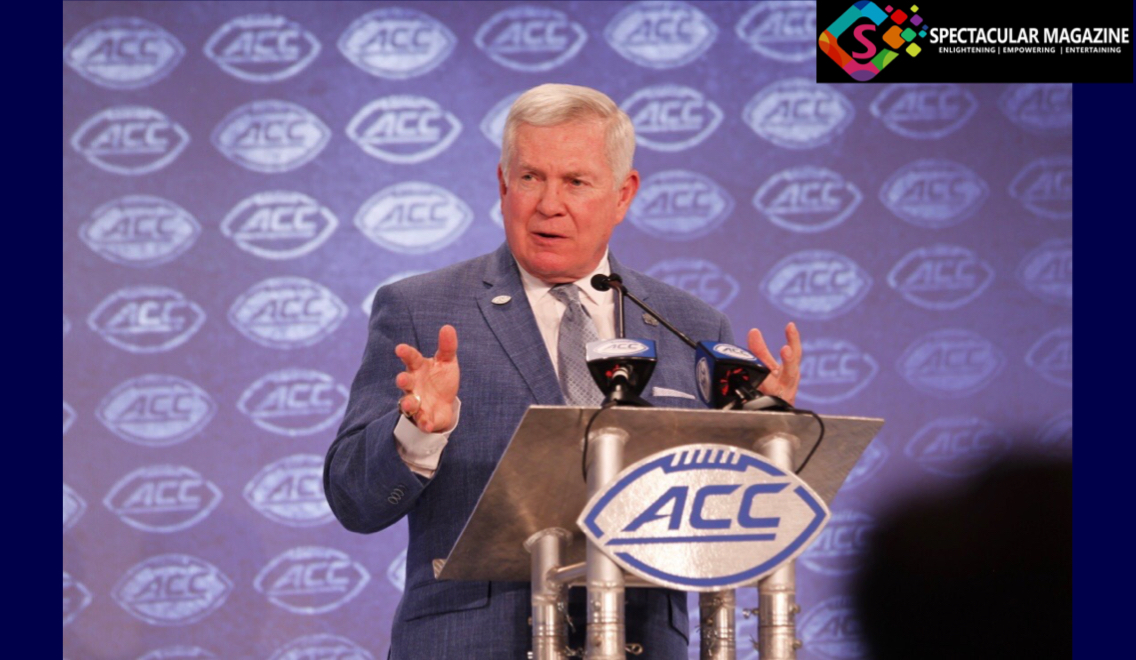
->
[476,244,565,405]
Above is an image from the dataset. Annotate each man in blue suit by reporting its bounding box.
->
[324,84,801,658]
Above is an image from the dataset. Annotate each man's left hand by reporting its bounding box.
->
[747,322,802,406]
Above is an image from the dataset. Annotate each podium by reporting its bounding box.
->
[433,405,884,659]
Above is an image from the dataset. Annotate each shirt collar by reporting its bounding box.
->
[516,250,612,306]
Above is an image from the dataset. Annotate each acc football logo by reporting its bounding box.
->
[255,546,370,615]
[221,191,338,260]
[229,277,347,349]
[797,338,878,404]
[869,84,978,139]
[113,554,232,626]
[579,445,828,590]
[753,166,862,233]
[879,159,988,228]
[239,369,348,437]
[799,596,865,660]
[212,100,329,172]
[888,244,994,310]
[744,79,854,149]
[1038,411,1072,456]
[338,7,456,79]
[605,1,718,68]
[81,195,199,267]
[64,314,71,337]
[63,483,86,532]
[490,202,505,228]
[475,6,587,72]
[762,250,871,320]
[800,510,873,576]
[64,17,184,89]
[269,634,375,660]
[1026,326,1072,387]
[71,106,190,175]
[906,417,1012,477]
[244,454,334,527]
[480,91,523,147]
[622,85,723,152]
[736,1,816,62]
[998,84,1072,135]
[842,440,889,491]
[1018,238,1072,305]
[63,401,76,435]
[103,465,223,533]
[361,270,429,315]
[387,548,407,592]
[646,258,739,311]
[897,329,1005,398]
[63,571,92,626]
[591,340,651,358]
[346,95,462,164]
[97,374,215,447]
[137,647,216,660]
[204,14,321,83]
[355,182,473,254]
[88,286,205,353]
[1009,156,1072,220]
[628,170,734,240]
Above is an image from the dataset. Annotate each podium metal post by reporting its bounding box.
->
[526,528,572,660]
[585,427,629,659]
[754,432,804,659]
[699,590,736,659]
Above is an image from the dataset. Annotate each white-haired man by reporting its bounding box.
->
[325,83,801,658]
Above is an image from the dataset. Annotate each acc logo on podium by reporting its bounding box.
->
[579,445,828,590]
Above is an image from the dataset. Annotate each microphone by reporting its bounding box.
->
[586,338,656,407]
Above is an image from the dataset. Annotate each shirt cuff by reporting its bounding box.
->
[394,397,461,478]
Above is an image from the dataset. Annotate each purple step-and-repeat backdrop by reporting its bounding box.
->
[63,2,1072,658]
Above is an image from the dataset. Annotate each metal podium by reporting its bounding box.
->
[433,405,884,659]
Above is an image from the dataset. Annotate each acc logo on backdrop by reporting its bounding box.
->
[204,14,321,82]
[475,5,587,72]
[137,647,216,660]
[906,417,1012,477]
[221,191,338,260]
[879,159,988,228]
[998,84,1072,134]
[799,596,865,660]
[1026,326,1072,387]
[387,548,407,592]
[361,270,430,315]
[897,329,1005,398]
[212,100,329,172]
[63,401,76,435]
[605,1,718,68]
[64,314,71,337]
[238,369,349,437]
[229,277,347,349]
[622,85,723,152]
[800,510,873,576]
[88,286,205,353]
[103,465,223,533]
[628,170,734,240]
[244,454,334,527]
[797,338,878,404]
[888,244,994,310]
[842,441,889,491]
[1009,156,1072,220]
[269,634,375,660]
[762,250,871,320]
[1018,238,1072,305]
[1038,411,1072,456]
[645,258,739,311]
[63,571,93,626]
[97,374,215,447]
[113,554,232,626]
[64,17,184,89]
[480,91,524,147]
[346,95,462,164]
[71,106,190,175]
[753,166,862,233]
[355,182,473,254]
[81,195,199,267]
[744,79,853,149]
[869,84,978,139]
[338,7,455,79]
[63,483,86,532]
[735,1,816,62]
[255,546,370,615]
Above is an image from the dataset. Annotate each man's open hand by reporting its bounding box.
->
[395,325,459,433]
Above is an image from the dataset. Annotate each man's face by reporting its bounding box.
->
[498,120,639,284]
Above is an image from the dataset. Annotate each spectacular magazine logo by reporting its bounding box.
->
[819,2,928,80]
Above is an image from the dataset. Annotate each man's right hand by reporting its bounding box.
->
[395,324,459,434]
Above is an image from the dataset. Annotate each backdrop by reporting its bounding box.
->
[62,2,1072,658]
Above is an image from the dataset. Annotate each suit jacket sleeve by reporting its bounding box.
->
[324,282,431,534]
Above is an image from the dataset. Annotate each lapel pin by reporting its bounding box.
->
[492,295,511,305]
[642,312,659,326]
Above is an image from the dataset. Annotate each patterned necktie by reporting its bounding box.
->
[549,283,603,406]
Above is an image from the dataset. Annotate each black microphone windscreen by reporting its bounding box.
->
[591,274,612,291]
